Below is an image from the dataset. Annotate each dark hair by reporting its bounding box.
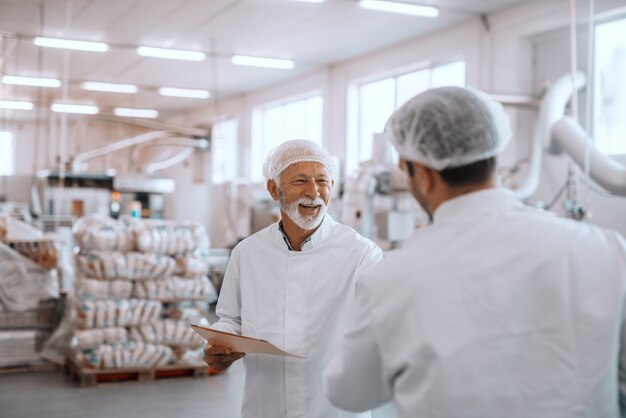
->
[439,157,496,187]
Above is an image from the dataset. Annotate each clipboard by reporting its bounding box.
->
[190,324,305,359]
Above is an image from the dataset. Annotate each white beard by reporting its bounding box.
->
[280,195,327,230]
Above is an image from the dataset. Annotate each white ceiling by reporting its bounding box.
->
[0,0,530,120]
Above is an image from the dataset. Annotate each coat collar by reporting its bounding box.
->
[432,187,523,225]
[272,214,336,252]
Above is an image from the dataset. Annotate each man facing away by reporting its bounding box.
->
[324,86,626,417]
[206,139,383,418]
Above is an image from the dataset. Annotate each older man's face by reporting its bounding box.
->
[274,161,333,229]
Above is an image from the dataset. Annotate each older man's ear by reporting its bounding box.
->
[267,179,280,201]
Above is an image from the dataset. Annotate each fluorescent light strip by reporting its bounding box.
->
[2,75,61,88]
[231,55,295,70]
[0,100,34,110]
[81,81,138,94]
[114,107,159,119]
[137,46,205,61]
[358,0,439,17]
[33,37,109,52]
[158,87,210,99]
[51,103,99,115]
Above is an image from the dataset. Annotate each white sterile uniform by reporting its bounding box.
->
[324,188,626,418]
[213,214,382,418]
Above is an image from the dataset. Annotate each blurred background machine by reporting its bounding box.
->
[28,118,209,232]
[342,134,423,249]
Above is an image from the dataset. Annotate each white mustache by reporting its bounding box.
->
[296,197,325,207]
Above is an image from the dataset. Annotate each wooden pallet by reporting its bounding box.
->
[64,357,223,387]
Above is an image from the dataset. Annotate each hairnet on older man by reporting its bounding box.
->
[262,139,337,180]
[384,86,512,171]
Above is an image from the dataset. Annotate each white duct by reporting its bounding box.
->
[72,131,170,173]
[513,72,586,200]
[552,116,626,196]
[129,138,207,169]
[144,148,196,175]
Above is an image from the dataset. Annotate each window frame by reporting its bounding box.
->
[250,91,324,182]
[211,118,238,185]
[592,13,626,156]
[346,58,465,175]
[0,131,15,176]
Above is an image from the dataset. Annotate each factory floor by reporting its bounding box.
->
[0,361,245,418]
[0,361,398,418]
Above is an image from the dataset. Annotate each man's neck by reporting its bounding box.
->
[429,182,497,216]
[279,212,321,251]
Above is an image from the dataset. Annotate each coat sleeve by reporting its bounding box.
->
[355,242,383,283]
[211,246,243,335]
[323,281,392,412]
[619,319,626,416]
[615,232,626,416]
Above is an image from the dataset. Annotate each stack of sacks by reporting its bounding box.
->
[75,342,173,369]
[75,279,132,300]
[129,318,207,364]
[74,299,162,329]
[133,276,215,301]
[71,215,216,369]
[73,215,133,252]
[75,251,176,280]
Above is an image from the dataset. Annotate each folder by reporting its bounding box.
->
[190,324,304,359]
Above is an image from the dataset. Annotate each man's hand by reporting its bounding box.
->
[203,344,245,371]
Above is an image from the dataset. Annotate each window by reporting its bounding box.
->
[251,94,323,182]
[347,60,465,174]
[0,131,14,176]
[211,119,238,184]
[594,16,626,155]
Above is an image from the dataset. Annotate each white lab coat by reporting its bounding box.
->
[324,188,626,418]
[213,215,382,418]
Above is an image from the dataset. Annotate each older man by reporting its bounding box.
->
[206,139,382,418]
[324,87,626,417]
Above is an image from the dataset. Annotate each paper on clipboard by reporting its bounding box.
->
[191,324,304,359]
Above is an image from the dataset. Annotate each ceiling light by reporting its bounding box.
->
[358,0,439,17]
[231,55,295,70]
[0,100,34,110]
[51,103,99,115]
[114,107,159,119]
[137,46,205,61]
[2,75,61,88]
[291,0,325,3]
[33,37,109,52]
[158,87,210,99]
[81,81,138,94]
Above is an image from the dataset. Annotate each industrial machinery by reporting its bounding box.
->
[36,116,209,226]
[342,134,422,249]
[511,72,626,222]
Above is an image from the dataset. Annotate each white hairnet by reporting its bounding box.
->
[262,139,337,180]
[384,86,512,170]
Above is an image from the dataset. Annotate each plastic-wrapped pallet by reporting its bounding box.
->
[71,215,215,372]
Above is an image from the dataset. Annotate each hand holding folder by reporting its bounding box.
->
[191,324,305,359]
